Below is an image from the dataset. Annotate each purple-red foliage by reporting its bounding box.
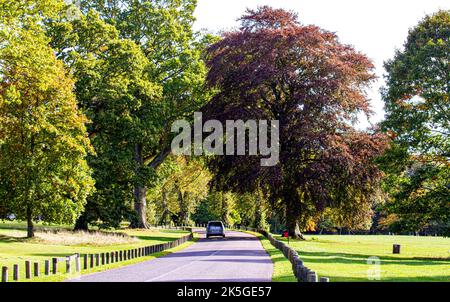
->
[203,6,389,231]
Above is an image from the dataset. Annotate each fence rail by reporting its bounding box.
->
[1,230,193,282]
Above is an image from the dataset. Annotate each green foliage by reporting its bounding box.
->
[0,0,63,25]
[147,156,211,226]
[0,1,94,236]
[47,9,162,229]
[190,191,244,226]
[72,0,213,227]
[381,10,450,235]
[234,192,269,230]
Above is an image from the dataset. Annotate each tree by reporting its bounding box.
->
[147,156,211,226]
[0,1,94,237]
[204,6,388,238]
[380,10,450,235]
[47,9,162,229]
[77,0,212,228]
[234,191,269,230]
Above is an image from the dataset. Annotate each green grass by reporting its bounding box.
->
[244,231,296,282]
[276,234,450,282]
[0,222,192,282]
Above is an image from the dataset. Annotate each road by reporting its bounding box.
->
[67,230,273,282]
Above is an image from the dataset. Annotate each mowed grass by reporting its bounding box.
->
[0,222,191,282]
[276,235,450,282]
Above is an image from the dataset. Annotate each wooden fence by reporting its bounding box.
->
[237,226,330,282]
[1,231,193,282]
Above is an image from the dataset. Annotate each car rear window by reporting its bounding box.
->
[209,222,222,227]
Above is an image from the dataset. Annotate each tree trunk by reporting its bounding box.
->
[132,185,148,228]
[74,213,89,231]
[221,192,229,226]
[159,189,169,225]
[26,206,34,238]
[131,143,148,229]
[285,187,305,240]
[254,189,264,230]
[286,212,305,239]
[177,187,189,226]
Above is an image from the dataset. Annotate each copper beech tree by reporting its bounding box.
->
[203,7,388,238]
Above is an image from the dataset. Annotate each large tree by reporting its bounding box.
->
[380,10,450,235]
[47,9,162,229]
[75,0,212,227]
[0,0,94,237]
[203,6,388,238]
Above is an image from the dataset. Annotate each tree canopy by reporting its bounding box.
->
[203,6,388,238]
[71,0,213,228]
[380,10,450,235]
[0,0,94,237]
[47,9,163,229]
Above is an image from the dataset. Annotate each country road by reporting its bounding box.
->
[67,230,273,282]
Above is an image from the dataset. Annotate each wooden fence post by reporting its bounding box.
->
[34,262,39,277]
[320,277,330,282]
[101,253,105,265]
[302,267,310,282]
[75,254,81,273]
[2,266,8,282]
[13,264,19,281]
[307,271,318,282]
[83,254,88,270]
[25,260,31,279]
[52,258,58,274]
[95,254,100,266]
[106,252,110,265]
[393,244,401,254]
[89,254,94,268]
[44,260,50,275]
[66,256,71,274]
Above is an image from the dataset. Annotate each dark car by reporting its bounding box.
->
[206,221,225,238]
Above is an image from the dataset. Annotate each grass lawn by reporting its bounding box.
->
[0,222,192,282]
[244,231,296,282]
[276,234,450,282]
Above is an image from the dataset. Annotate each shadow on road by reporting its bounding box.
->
[163,249,268,258]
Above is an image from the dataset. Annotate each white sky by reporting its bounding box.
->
[193,0,449,129]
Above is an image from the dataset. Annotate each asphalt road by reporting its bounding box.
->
[67,230,273,282]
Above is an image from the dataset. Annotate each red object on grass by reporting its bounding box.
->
[282,231,289,238]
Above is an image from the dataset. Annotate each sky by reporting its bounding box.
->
[193,0,449,129]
